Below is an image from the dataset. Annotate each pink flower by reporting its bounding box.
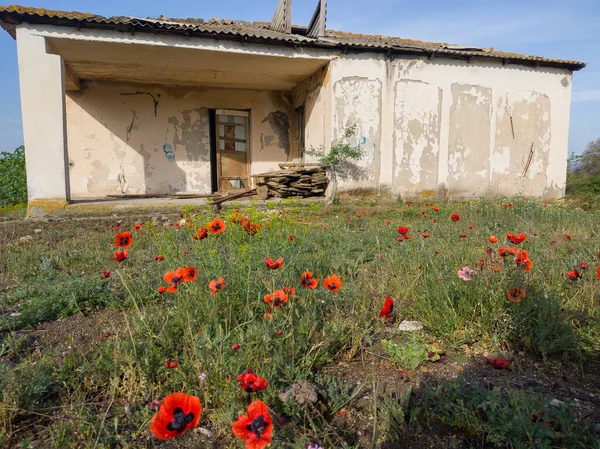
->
[457,266,474,281]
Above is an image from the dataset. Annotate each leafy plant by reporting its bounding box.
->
[382,334,438,371]
[0,146,27,207]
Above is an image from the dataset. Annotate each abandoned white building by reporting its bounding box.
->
[0,2,585,215]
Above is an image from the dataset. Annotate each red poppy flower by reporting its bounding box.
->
[531,413,549,427]
[283,286,295,296]
[567,269,582,281]
[499,247,517,258]
[433,207,439,212]
[597,266,600,279]
[112,249,128,262]
[300,271,318,289]
[209,277,225,296]
[507,288,526,302]
[237,369,269,393]
[579,261,588,270]
[133,224,143,231]
[378,295,394,318]
[565,233,571,241]
[264,290,288,307]
[164,359,179,369]
[421,233,430,238]
[232,343,240,350]
[158,286,167,294]
[232,400,272,449]
[450,214,460,222]
[289,234,295,242]
[164,270,185,293]
[356,213,362,218]
[154,255,164,261]
[468,225,473,230]
[275,329,282,335]
[179,266,196,282]
[491,359,509,370]
[113,226,121,231]
[385,219,392,225]
[150,393,202,440]
[208,218,226,235]
[339,410,347,416]
[323,275,342,292]
[265,258,284,270]
[459,233,467,238]
[194,226,208,240]
[114,232,133,248]
[475,259,485,270]
[101,270,111,279]
[507,232,526,245]
[515,250,532,272]
[397,226,409,235]
[489,235,498,244]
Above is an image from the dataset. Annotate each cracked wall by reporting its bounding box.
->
[65,81,293,198]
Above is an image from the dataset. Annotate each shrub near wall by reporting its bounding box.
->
[0,145,27,206]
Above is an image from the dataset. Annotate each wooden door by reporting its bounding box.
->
[216,110,250,191]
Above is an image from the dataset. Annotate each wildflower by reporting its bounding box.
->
[158,286,167,294]
[194,226,208,240]
[232,343,240,350]
[289,235,295,242]
[385,219,392,225]
[475,259,485,270]
[180,266,197,282]
[457,266,473,281]
[265,257,284,269]
[450,214,460,222]
[264,308,272,320]
[275,329,282,335]
[300,271,318,289]
[283,286,295,296]
[421,233,430,238]
[264,290,288,307]
[531,413,549,427]
[209,277,225,296]
[356,213,362,218]
[507,288,526,303]
[515,250,532,272]
[308,445,324,449]
[565,233,571,241]
[113,226,121,231]
[567,269,582,281]
[323,274,342,292]
[232,400,272,449]
[133,224,143,231]
[208,218,226,235]
[468,225,474,230]
[499,247,517,258]
[489,235,498,243]
[579,261,588,270]
[507,232,526,244]
[114,232,133,248]
[237,369,269,393]
[101,270,111,279]
[378,295,394,318]
[150,393,202,440]
[164,359,179,369]
[433,207,439,212]
[397,226,409,235]
[459,233,467,238]
[491,359,509,370]
[112,249,128,262]
[597,266,600,279]
[199,373,207,381]
[338,410,347,416]
[154,255,164,261]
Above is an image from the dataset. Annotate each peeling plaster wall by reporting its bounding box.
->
[65,81,293,198]
[328,55,572,199]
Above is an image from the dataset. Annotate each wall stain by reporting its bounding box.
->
[168,108,210,162]
[120,91,159,117]
[163,143,175,161]
[262,110,290,159]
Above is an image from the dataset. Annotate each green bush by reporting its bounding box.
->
[0,146,27,206]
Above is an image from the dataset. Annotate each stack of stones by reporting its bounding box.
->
[253,164,329,198]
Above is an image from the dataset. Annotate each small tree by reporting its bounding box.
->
[0,145,27,206]
[303,125,364,201]
[578,138,600,177]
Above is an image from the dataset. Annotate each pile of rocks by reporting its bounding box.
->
[253,164,329,198]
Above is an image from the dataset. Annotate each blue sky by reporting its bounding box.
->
[0,0,597,154]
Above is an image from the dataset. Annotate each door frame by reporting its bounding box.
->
[209,108,251,193]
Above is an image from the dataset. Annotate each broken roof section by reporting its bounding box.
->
[0,4,586,71]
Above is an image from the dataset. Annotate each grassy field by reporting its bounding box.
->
[0,197,599,449]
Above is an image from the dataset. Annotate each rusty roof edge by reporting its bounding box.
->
[0,5,586,71]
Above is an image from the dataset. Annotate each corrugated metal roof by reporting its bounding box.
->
[0,4,586,70]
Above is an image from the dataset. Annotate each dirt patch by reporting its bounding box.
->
[30,309,127,356]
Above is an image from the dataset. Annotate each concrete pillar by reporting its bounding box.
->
[16,26,69,216]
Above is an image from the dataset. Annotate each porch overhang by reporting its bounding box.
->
[45,37,330,91]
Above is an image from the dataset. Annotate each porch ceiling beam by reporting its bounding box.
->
[64,64,80,91]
